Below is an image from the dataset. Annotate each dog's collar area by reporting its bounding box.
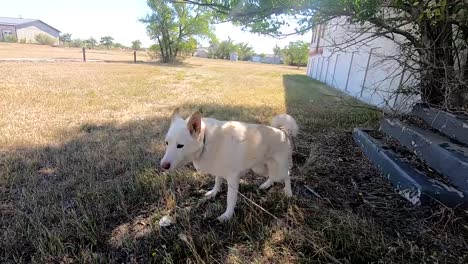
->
[195,131,206,161]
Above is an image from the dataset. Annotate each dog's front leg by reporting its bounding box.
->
[217,173,240,222]
[205,175,222,199]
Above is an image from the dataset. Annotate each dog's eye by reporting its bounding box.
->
[165,141,168,146]
[177,144,184,149]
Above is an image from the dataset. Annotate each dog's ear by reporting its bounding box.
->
[187,111,202,136]
[171,108,181,122]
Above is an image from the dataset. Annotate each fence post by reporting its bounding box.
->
[345,51,356,92]
[324,57,330,84]
[360,47,378,98]
[332,54,340,87]
[134,51,136,63]
[82,47,86,62]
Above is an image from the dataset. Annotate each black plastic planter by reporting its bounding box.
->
[413,103,468,146]
[381,118,468,194]
[353,128,468,208]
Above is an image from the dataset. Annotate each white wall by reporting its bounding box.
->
[17,26,59,45]
[306,17,419,112]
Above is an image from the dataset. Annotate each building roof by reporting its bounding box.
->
[0,17,60,32]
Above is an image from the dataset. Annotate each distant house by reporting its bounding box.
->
[194,47,209,58]
[250,54,282,64]
[230,52,238,61]
[262,55,282,64]
[251,55,262,63]
[0,17,60,45]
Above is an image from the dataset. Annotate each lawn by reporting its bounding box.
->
[1,43,467,263]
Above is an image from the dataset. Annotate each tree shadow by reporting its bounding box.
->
[100,60,198,68]
[1,103,289,263]
[282,74,379,132]
[281,74,468,263]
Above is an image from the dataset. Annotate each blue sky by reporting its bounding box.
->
[2,0,311,54]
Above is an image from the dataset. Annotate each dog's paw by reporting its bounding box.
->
[216,213,233,222]
[284,188,293,197]
[204,190,217,199]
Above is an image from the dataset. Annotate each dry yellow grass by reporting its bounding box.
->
[0,58,294,149]
[2,44,466,263]
[0,44,364,150]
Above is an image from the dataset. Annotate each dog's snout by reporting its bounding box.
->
[161,162,171,170]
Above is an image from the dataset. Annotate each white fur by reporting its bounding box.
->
[271,114,299,137]
[160,111,298,222]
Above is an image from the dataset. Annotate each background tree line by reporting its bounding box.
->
[59,33,143,50]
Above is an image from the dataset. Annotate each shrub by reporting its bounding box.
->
[69,39,84,48]
[147,44,161,60]
[2,35,17,43]
[19,38,26,44]
[34,33,56,46]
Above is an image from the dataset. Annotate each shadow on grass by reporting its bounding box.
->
[2,80,467,263]
[1,103,298,263]
[283,74,379,131]
[100,60,199,69]
[280,74,468,263]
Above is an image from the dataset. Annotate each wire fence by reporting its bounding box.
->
[0,43,151,63]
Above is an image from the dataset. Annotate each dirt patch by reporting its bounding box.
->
[291,131,468,260]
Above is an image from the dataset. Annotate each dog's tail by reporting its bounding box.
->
[271,114,299,137]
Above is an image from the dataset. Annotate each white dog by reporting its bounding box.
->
[160,109,298,222]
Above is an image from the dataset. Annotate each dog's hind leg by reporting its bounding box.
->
[205,175,222,199]
[275,155,293,197]
[259,159,275,189]
[284,174,292,197]
[217,173,240,222]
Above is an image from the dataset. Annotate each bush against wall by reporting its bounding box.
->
[1,35,17,43]
[34,33,56,46]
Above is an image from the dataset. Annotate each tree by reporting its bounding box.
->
[179,37,197,55]
[237,42,254,61]
[273,44,281,58]
[59,33,72,46]
[113,43,126,49]
[100,36,114,49]
[208,38,220,58]
[141,0,214,62]
[84,37,97,49]
[148,44,161,60]
[207,39,253,61]
[219,38,237,60]
[181,0,468,108]
[132,40,142,50]
[282,40,309,68]
[69,38,84,48]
